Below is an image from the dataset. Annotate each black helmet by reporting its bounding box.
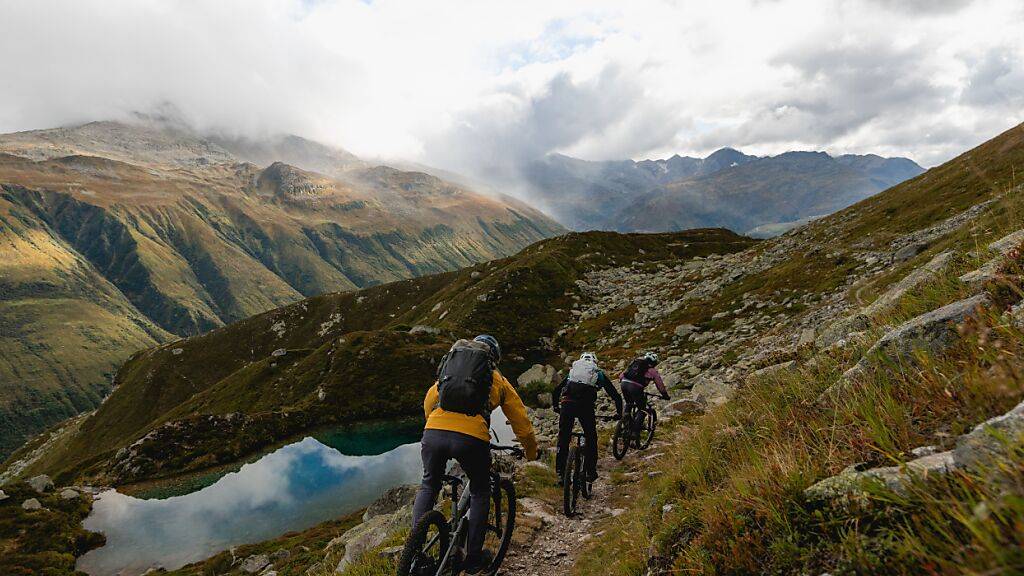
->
[474,334,501,363]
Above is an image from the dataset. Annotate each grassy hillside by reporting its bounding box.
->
[565,123,1024,575]
[4,228,752,485]
[0,122,564,458]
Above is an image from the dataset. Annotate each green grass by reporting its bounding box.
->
[7,229,750,486]
[574,299,1024,575]
[0,481,105,576]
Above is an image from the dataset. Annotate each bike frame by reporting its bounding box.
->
[423,443,520,576]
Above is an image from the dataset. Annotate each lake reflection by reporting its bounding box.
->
[77,436,422,575]
[77,411,516,576]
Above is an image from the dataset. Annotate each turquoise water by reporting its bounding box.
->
[77,413,516,576]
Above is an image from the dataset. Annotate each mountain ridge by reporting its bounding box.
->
[0,120,564,457]
[524,147,923,233]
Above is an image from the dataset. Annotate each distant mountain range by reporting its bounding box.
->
[0,120,563,457]
[523,148,924,235]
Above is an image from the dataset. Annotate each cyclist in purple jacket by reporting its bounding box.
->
[619,351,669,415]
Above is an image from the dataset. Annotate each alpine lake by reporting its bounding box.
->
[77,410,517,575]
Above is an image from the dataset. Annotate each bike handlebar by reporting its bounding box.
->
[490,444,525,459]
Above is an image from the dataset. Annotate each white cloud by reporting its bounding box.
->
[0,0,1021,178]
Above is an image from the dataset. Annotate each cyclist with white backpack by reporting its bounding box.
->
[553,352,623,483]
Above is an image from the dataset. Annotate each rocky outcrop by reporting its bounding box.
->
[806,399,1024,504]
[817,250,956,348]
[325,484,419,572]
[825,294,990,398]
[518,364,559,387]
[27,474,53,493]
[959,228,1024,289]
[362,484,418,522]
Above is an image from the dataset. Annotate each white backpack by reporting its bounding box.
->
[568,358,600,387]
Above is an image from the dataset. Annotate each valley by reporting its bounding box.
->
[0,120,563,457]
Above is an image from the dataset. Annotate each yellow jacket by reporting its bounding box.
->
[423,370,538,460]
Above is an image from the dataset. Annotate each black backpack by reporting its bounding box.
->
[623,358,652,384]
[437,339,494,418]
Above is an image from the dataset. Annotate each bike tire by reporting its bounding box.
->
[483,478,516,575]
[611,418,629,460]
[562,445,579,516]
[640,408,658,449]
[397,509,450,576]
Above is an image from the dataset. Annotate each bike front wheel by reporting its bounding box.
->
[483,477,516,575]
[398,510,450,576]
[611,418,629,460]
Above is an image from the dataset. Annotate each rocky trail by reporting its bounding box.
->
[503,428,682,576]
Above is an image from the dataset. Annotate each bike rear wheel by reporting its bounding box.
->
[398,510,450,576]
[562,445,581,516]
[640,408,658,449]
[611,417,629,460]
[482,477,516,575]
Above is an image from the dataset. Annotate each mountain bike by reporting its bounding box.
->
[397,443,524,576]
[562,414,618,516]
[611,392,660,460]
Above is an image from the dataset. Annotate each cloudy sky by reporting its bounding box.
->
[1,0,1022,179]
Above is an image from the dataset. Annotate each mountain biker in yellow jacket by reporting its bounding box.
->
[412,335,538,574]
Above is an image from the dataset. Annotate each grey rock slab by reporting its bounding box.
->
[0,489,7,502]
[749,360,796,382]
[362,484,418,522]
[27,474,53,493]
[333,507,409,572]
[953,399,1024,469]
[691,375,736,407]
[987,228,1024,255]
[864,294,988,364]
[865,251,956,317]
[825,294,989,400]
[21,498,42,510]
[240,554,270,574]
[60,488,80,500]
[517,364,559,387]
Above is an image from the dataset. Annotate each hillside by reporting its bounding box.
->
[1,228,752,485]
[523,149,922,233]
[0,121,563,458]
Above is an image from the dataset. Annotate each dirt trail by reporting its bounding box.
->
[502,452,621,576]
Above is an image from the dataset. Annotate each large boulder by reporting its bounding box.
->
[860,294,988,365]
[240,554,270,573]
[27,474,53,493]
[334,505,412,572]
[823,294,989,400]
[953,399,1024,468]
[362,484,418,522]
[691,376,735,407]
[517,364,558,388]
[959,229,1024,289]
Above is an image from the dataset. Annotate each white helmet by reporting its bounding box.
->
[579,352,598,364]
[642,351,659,365]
